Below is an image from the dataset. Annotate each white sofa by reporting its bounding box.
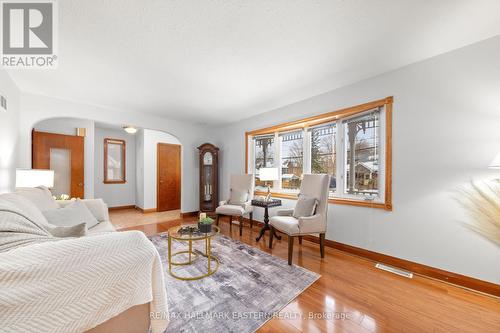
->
[56,199,115,233]
[15,186,115,233]
[0,188,168,333]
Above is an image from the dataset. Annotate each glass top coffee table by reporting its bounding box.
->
[167,224,220,281]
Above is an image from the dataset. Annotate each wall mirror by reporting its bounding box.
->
[104,138,126,183]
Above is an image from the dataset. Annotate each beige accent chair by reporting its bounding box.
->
[215,174,254,236]
[269,174,330,265]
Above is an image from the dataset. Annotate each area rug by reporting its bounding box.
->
[149,232,320,333]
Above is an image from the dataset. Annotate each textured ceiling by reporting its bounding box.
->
[7,0,500,124]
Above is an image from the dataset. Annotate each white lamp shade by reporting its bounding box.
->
[16,169,55,188]
[489,152,500,169]
[258,167,279,181]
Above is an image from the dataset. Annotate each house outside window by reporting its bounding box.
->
[344,111,380,197]
[280,131,303,191]
[246,97,393,210]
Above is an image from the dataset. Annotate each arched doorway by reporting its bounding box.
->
[31,118,183,213]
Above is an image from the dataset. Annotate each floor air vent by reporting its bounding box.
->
[375,263,413,278]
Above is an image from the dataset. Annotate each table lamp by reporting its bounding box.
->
[16,169,55,188]
[259,167,278,201]
[488,152,500,169]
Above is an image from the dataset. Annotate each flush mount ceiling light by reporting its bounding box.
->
[123,126,137,134]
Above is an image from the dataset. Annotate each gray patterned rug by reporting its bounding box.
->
[149,232,320,333]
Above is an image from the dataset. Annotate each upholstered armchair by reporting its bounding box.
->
[269,174,330,265]
[215,174,254,236]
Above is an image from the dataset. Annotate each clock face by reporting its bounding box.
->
[203,152,213,165]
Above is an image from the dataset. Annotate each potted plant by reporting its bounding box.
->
[198,216,214,233]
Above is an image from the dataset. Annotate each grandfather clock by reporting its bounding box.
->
[198,143,219,214]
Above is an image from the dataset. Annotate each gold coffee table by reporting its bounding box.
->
[167,224,220,281]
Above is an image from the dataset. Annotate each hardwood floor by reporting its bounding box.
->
[113,212,500,333]
[109,208,180,229]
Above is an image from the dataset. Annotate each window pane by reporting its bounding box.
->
[280,131,303,191]
[310,123,336,195]
[50,148,71,196]
[344,111,380,197]
[254,135,275,190]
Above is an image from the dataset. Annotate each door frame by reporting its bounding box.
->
[156,142,182,212]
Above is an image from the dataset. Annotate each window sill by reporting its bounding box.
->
[254,190,392,211]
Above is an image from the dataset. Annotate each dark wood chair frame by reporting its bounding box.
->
[215,212,253,237]
[269,226,325,265]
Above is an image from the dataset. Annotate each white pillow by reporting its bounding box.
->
[15,186,59,212]
[43,199,99,229]
[292,195,318,219]
[228,188,249,204]
[47,223,88,238]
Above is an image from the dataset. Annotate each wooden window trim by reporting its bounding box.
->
[104,138,126,184]
[245,96,393,211]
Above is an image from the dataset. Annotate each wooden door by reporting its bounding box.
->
[157,143,181,211]
[32,130,85,198]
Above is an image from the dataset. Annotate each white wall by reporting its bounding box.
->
[34,118,95,198]
[0,71,20,193]
[139,129,182,210]
[135,129,145,209]
[211,36,500,284]
[18,92,207,212]
[94,127,136,208]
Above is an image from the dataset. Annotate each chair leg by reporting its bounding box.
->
[249,212,253,229]
[229,216,232,232]
[320,233,325,258]
[288,236,294,265]
[215,214,220,226]
[268,225,274,249]
[239,215,243,236]
[298,236,302,245]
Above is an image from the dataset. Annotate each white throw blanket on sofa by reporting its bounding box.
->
[0,194,168,333]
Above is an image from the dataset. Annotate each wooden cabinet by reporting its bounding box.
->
[198,143,219,213]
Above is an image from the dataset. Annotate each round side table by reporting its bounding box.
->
[167,224,220,281]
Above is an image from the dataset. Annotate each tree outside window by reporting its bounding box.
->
[310,123,336,194]
[344,112,380,197]
[246,97,392,210]
[280,131,303,190]
[254,135,274,190]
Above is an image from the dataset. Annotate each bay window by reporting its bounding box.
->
[246,97,393,210]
